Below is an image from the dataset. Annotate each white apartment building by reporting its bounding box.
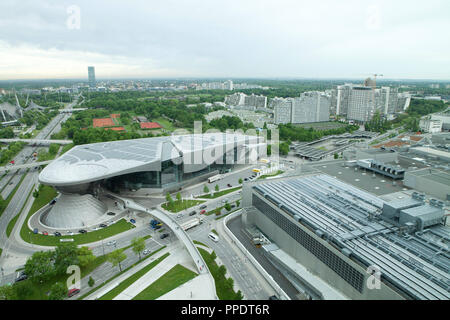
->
[347,86,374,123]
[420,118,443,133]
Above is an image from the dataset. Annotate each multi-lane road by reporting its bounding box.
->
[0,97,79,283]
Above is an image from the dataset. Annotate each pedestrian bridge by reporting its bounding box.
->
[0,139,73,146]
[108,193,212,276]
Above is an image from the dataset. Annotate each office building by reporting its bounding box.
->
[347,86,375,122]
[88,66,96,88]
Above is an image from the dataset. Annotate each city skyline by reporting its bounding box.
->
[0,0,449,80]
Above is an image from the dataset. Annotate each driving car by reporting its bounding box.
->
[99,224,107,228]
[68,288,80,298]
[107,212,116,216]
[78,229,87,234]
[143,249,151,255]
[199,205,207,210]
[227,184,232,188]
[107,240,117,246]
[200,210,206,215]
[160,233,169,239]
[189,211,197,216]
[130,219,136,224]
[54,232,61,237]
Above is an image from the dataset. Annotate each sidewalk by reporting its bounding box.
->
[85,243,178,300]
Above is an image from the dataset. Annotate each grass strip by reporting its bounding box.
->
[99,252,170,300]
[78,245,166,300]
[132,264,197,300]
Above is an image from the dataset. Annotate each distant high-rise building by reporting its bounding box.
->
[347,86,375,122]
[88,66,96,88]
[271,92,330,125]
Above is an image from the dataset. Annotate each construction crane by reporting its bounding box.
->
[372,74,383,89]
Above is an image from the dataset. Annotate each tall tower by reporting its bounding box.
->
[88,66,96,88]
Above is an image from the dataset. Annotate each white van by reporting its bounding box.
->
[208,232,219,242]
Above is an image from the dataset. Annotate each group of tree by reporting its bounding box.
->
[0,243,96,300]
[0,141,26,166]
[279,123,359,143]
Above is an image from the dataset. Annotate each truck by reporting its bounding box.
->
[180,217,204,231]
[150,219,163,229]
[208,174,223,183]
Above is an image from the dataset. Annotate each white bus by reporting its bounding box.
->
[208,174,222,183]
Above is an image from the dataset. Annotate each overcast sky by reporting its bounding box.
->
[0,0,449,80]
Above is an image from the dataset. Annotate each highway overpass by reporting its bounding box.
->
[0,161,52,173]
[0,139,73,146]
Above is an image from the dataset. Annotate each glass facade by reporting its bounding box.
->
[103,147,242,192]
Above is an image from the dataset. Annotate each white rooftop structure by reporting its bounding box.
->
[39,133,264,187]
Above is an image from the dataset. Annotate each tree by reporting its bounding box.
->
[24,251,55,283]
[176,192,182,202]
[235,290,244,300]
[203,185,209,194]
[0,284,15,300]
[215,185,219,192]
[225,203,232,211]
[13,281,33,300]
[238,178,243,184]
[54,243,79,275]
[166,192,173,204]
[107,249,127,272]
[334,153,339,159]
[218,265,227,277]
[48,282,67,300]
[236,200,240,207]
[88,277,95,287]
[77,246,96,268]
[131,237,146,260]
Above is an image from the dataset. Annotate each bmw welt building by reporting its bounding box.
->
[38,133,265,228]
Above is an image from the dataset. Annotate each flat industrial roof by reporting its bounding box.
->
[252,174,450,300]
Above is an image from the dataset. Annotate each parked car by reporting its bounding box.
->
[189,211,197,216]
[78,229,87,234]
[107,240,117,246]
[68,288,80,298]
[130,219,136,224]
[227,184,232,188]
[49,199,57,205]
[42,231,48,236]
[199,205,207,210]
[99,224,107,228]
[107,212,116,216]
[143,249,151,256]
[15,272,28,283]
[176,213,183,219]
[54,232,61,237]
[33,228,38,234]
[200,210,206,215]
[160,233,169,239]
[244,178,248,181]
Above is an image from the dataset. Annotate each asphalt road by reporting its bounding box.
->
[0,97,79,283]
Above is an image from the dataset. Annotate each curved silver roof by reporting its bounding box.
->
[39,133,262,187]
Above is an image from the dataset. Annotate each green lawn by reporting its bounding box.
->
[60,143,74,155]
[193,240,208,247]
[258,170,284,180]
[154,117,175,131]
[99,252,170,300]
[161,199,205,213]
[22,219,136,246]
[19,184,135,246]
[132,264,197,300]
[198,248,243,300]
[78,245,165,300]
[196,187,241,199]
